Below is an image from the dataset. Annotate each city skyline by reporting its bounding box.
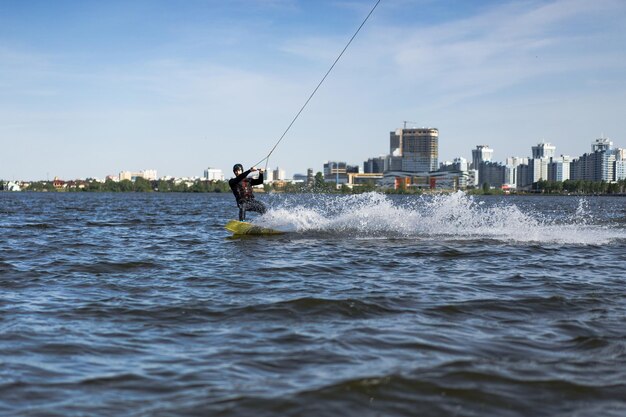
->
[2,131,622,183]
[2,0,626,181]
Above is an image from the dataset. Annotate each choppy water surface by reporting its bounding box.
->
[1,192,626,416]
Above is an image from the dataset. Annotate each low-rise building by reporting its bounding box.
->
[323,161,359,185]
[119,169,157,181]
[6,181,21,191]
[53,177,66,190]
[204,168,224,181]
[381,171,468,191]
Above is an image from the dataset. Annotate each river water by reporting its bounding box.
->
[1,192,625,416]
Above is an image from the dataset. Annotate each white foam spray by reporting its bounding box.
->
[255,192,625,245]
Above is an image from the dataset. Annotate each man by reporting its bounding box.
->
[229,163,267,221]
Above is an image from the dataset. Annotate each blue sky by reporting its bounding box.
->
[1,0,625,180]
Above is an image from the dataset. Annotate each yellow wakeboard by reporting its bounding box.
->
[225,220,285,236]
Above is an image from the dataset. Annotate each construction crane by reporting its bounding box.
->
[403,121,419,129]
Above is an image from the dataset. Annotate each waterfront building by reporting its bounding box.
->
[387,127,439,173]
[203,168,224,181]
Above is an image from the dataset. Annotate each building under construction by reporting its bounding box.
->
[386,127,439,173]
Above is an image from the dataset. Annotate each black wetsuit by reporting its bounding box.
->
[228,169,266,221]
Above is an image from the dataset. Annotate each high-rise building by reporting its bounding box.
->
[532,142,556,159]
[478,161,505,188]
[307,168,314,186]
[390,131,401,155]
[364,157,385,174]
[384,155,403,172]
[525,142,556,183]
[571,138,617,182]
[571,152,615,182]
[471,145,493,170]
[439,157,469,173]
[506,156,529,167]
[472,145,495,185]
[548,156,571,182]
[592,138,613,153]
[530,158,550,182]
[504,165,517,189]
[504,157,528,189]
[273,167,286,181]
[516,163,532,188]
[615,160,626,181]
[453,157,469,172]
[388,127,438,173]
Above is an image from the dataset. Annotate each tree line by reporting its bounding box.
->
[7,173,411,195]
[6,176,625,195]
[20,178,231,193]
[534,179,626,195]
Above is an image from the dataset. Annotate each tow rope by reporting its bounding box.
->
[253,0,383,172]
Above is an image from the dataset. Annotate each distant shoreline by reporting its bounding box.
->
[2,189,625,197]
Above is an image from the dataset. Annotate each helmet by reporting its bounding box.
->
[233,163,244,173]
